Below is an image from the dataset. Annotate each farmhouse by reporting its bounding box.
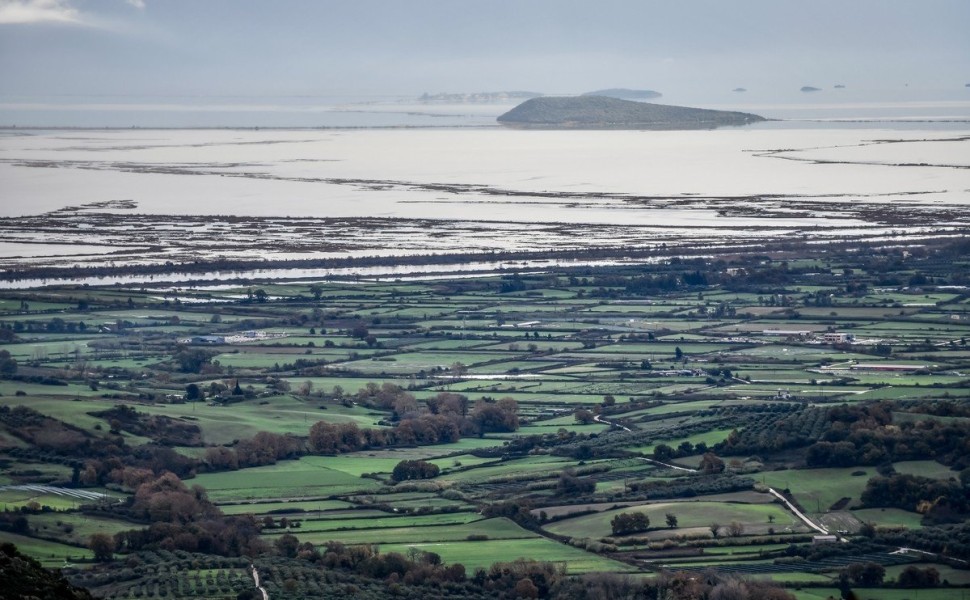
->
[812,535,839,544]
[180,335,226,345]
[822,332,853,343]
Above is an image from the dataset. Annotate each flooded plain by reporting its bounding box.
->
[0,106,968,283]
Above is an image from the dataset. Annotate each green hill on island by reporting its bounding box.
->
[497,95,766,129]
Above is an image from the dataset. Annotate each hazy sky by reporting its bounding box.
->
[1,0,968,99]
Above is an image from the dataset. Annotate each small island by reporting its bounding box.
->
[497,95,766,130]
[733,87,747,93]
[418,91,540,104]
[581,88,662,100]
[801,86,822,93]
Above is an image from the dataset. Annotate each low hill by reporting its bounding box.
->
[581,88,662,100]
[497,96,766,130]
[0,543,94,600]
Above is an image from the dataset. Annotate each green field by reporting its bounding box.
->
[2,250,969,598]
[192,458,381,501]
[379,537,634,573]
[544,499,803,540]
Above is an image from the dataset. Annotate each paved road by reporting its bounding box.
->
[765,487,830,535]
[251,565,269,600]
[636,457,696,473]
[593,413,631,432]
[634,458,832,537]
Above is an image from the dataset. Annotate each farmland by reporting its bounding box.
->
[0,235,969,599]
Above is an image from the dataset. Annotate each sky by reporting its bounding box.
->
[0,0,968,121]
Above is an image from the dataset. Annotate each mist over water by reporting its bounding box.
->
[2,87,969,128]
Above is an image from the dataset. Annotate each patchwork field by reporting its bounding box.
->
[1,248,969,598]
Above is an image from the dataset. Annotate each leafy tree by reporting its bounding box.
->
[699,452,726,474]
[185,383,202,401]
[515,577,539,599]
[556,470,595,496]
[274,533,300,558]
[391,459,440,482]
[843,562,885,586]
[471,397,519,434]
[897,565,940,587]
[173,348,216,373]
[89,533,115,562]
[0,350,17,378]
[611,512,649,535]
[653,443,674,461]
[665,513,678,528]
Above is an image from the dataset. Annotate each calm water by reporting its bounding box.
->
[1,94,968,286]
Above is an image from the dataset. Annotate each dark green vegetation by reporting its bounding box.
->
[1,235,969,599]
[0,542,93,600]
[497,95,766,129]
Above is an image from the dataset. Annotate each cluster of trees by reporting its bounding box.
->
[555,470,596,497]
[624,274,682,295]
[610,512,650,535]
[112,515,266,558]
[874,521,970,560]
[0,405,99,457]
[97,473,269,559]
[2,317,92,335]
[309,396,518,454]
[172,348,221,374]
[203,431,303,471]
[806,410,970,469]
[306,541,467,587]
[481,500,540,531]
[698,452,726,474]
[652,441,710,462]
[896,565,941,588]
[391,460,440,482]
[0,349,17,377]
[719,402,970,471]
[309,416,458,454]
[625,474,754,501]
[90,405,202,446]
[551,571,795,600]
[129,472,219,524]
[839,562,885,586]
[860,473,968,523]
